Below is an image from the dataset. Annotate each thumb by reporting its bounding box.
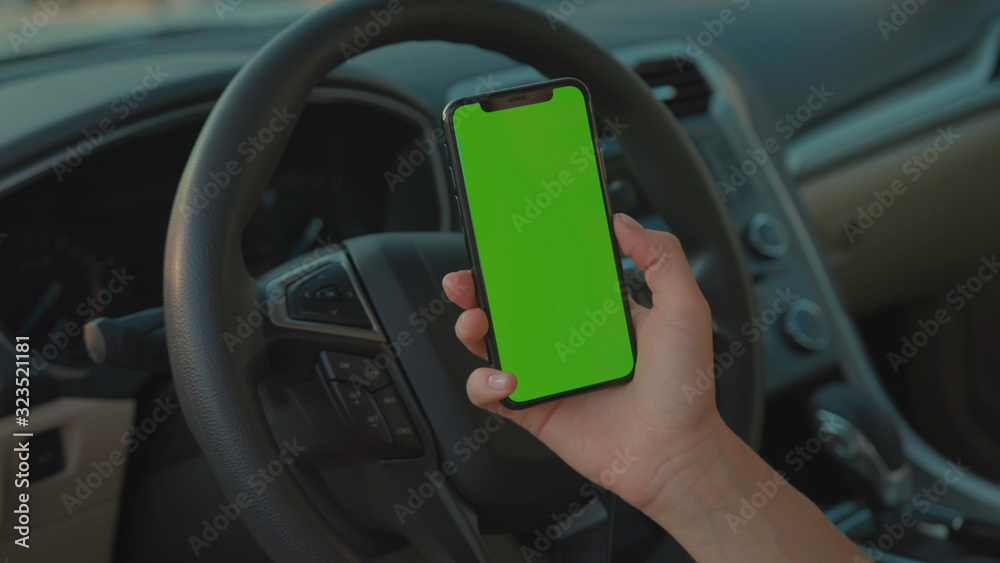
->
[612,214,707,315]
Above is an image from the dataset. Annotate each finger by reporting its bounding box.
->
[456,307,489,360]
[443,270,479,310]
[466,367,517,408]
[613,214,707,313]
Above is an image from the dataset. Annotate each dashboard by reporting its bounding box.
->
[0,0,997,391]
[0,46,834,395]
[1,0,1000,536]
[0,91,444,373]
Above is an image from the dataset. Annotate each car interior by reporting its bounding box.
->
[1,0,999,561]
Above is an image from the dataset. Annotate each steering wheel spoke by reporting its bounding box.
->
[252,246,508,560]
[253,248,417,454]
[257,357,498,561]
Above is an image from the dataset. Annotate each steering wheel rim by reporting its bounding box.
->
[164,0,763,561]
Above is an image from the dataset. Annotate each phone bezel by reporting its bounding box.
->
[443,77,638,410]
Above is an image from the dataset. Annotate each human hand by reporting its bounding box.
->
[442,213,729,513]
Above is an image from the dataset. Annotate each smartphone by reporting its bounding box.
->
[443,78,637,409]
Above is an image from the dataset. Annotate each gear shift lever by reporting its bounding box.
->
[810,384,1000,560]
[808,383,912,511]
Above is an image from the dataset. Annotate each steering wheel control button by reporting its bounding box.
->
[783,299,831,352]
[286,263,372,328]
[316,286,341,301]
[374,386,422,454]
[319,351,391,391]
[331,381,393,446]
[746,212,790,259]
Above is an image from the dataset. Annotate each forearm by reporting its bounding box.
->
[638,419,869,562]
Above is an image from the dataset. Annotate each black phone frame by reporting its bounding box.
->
[442,77,638,410]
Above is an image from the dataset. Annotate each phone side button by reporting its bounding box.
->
[454,194,466,223]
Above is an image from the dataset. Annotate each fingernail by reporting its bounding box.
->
[488,372,509,390]
[618,213,643,230]
[458,310,466,329]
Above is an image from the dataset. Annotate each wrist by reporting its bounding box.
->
[622,415,868,562]
[630,415,748,535]
[629,418,867,562]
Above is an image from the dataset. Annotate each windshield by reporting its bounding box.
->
[1,0,324,61]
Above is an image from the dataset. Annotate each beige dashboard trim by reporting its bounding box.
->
[800,108,1000,315]
[0,397,135,562]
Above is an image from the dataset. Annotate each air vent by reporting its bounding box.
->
[634,58,711,117]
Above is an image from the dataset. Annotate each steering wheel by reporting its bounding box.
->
[164,0,763,560]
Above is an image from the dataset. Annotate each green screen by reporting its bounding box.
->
[452,83,635,404]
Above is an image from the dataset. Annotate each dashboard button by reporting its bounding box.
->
[318,351,390,391]
[784,299,831,352]
[374,386,422,454]
[286,263,371,328]
[330,381,392,446]
[746,212,790,259]
[316,286,341,301]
